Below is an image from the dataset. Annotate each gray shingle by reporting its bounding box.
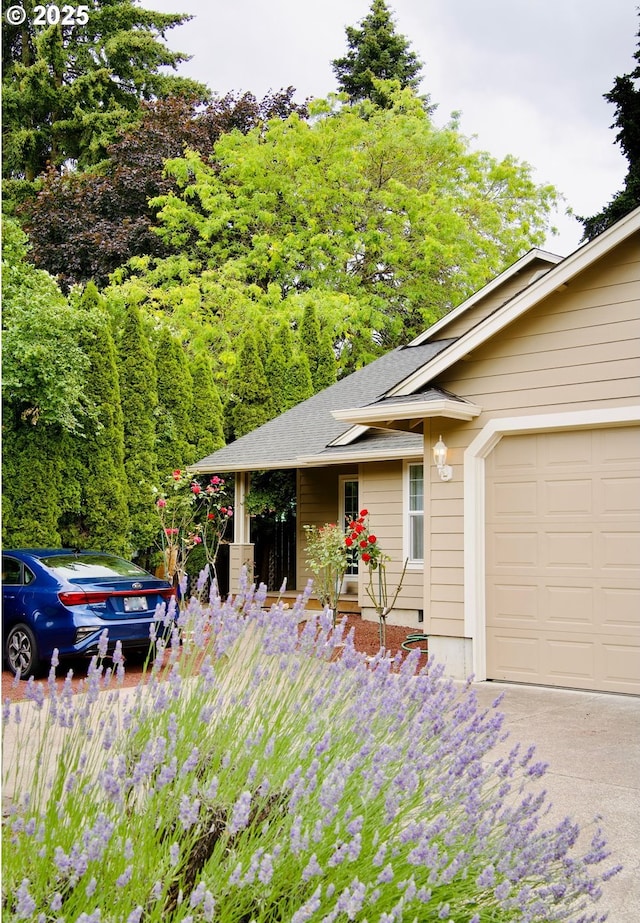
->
[192,340,453,472]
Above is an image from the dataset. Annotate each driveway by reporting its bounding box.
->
[464,681,640,922]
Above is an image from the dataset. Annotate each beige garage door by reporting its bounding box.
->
[486,426,640,694]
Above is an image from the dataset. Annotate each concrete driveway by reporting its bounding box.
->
[464,681,640,922]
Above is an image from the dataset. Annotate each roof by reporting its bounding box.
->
[193,206,640,474]
[191,339,454,473]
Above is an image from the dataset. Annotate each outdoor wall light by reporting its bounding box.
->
[433,435,453,481]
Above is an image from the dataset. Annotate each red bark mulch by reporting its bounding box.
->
[1,614,427,704]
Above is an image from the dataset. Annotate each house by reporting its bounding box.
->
[193,207,640,695]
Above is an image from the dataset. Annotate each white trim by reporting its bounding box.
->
[328,425,370,447]
[332,398,481,426]
[409,249,562,346]
[405,460,425,567]
[463,405,640,681]
[297,445,419,467]
[391,207,640,398]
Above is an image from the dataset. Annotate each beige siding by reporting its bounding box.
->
[423,232,640,636]
[438,257,557,339]
[359,459,424,622]
[297,466,356,588]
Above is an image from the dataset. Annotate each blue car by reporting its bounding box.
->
[2,549,176,678]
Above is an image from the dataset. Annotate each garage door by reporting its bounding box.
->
[486,426,640,694]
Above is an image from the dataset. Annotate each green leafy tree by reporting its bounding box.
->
[115,300,159,556]
[226,331,274,440]
[1,216,89,431]
[155,326,195,474]
[332,0,424,106]
[189,352,225,460]
[581,16,640,239]
[1,0,208,180]
[111,87,558,371]
[58,284,129,553]
[18,90,308,289]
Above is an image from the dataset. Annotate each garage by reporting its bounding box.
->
[485,425,640,694]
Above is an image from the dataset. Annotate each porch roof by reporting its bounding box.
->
[191,339,455,473]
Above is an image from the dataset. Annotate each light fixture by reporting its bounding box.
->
[433,435,453,481]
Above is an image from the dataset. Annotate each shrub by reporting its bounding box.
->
[2,579,619,922]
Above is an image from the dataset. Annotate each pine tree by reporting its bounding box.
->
[116,301,159,555]
[581,16,640,239]
[155,327,195,474]
[226,331,274,439]
[332,0,423,106]
[2,0,208,180]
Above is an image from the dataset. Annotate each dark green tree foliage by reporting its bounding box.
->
[265,326,314,415]
[332,0,423,105]
[1,0,208,180]
[18,90,308,289]
[226,331,274,440]
[299,302,337,392]
[581,17,640,240]
[155,327,195,474]
[116,301,159,554]
[57,284,129,553]
[189,352,225,460]
[1,412,66,547]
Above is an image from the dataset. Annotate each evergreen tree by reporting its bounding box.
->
[299,302,337,392]
[155,327,195,474]
[189,352,225,460]
[116,301,159,555]
[1,410,66,547]
[226,331,274,439]
[58,284,129,553]
[2,0,208,180]
[332,0,423,106]
[581,16,640,239]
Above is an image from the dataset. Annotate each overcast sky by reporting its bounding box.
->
[142,0,638,256]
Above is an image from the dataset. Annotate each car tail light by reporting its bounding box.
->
[59,586,176,606]
[59,590,111,606]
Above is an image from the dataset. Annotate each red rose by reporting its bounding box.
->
[359,509,368,517]
[208,512,215,520]
[348,521,357,530]
[368,535,377,543]
[360,539,368,548]
[362,552,371,563]
[191,483,201,494]
[355,524,365,534]
[345,537,354,547]
[172,470,181,480]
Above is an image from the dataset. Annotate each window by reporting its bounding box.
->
[341,477,359,575]
[408,464,424,562]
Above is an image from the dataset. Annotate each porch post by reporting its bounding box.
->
[229,471,254,588]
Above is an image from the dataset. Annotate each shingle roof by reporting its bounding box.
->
[192,339,454,473]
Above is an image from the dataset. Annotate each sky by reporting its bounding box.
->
[141,0,638,256]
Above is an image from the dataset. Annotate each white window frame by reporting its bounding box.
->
[339,475,360,575]
[404,461,425,566]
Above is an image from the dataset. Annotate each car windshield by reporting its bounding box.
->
[39,554,150,580]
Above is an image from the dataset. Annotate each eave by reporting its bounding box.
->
[331,397,482,429]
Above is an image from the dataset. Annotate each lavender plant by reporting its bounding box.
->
[3,577,619,922]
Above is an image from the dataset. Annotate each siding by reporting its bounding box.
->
[297,465,356,588]
[425,232,640,632]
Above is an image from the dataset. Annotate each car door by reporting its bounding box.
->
[2,556,34,629]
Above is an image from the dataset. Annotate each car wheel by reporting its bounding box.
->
[6,624,40,679]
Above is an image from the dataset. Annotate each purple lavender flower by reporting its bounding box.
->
[228,790,252,834]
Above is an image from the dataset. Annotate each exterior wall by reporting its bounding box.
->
[358,459,424,626]
[422,233,640,642]
[297,465,357,589]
